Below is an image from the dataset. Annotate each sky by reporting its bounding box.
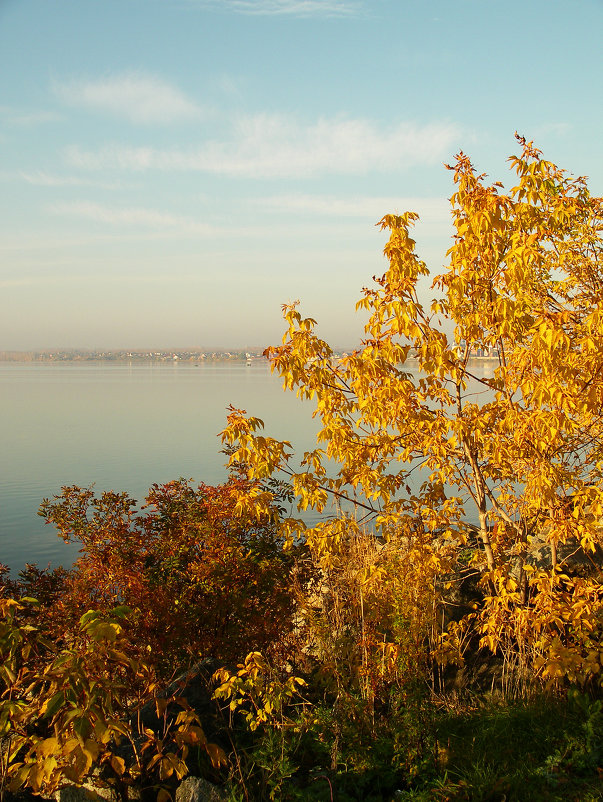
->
[1,0,601,351]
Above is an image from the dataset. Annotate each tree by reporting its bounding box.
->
[222,135,603,690]
[34,478,297,670]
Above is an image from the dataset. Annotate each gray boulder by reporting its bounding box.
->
[175,776,228,802]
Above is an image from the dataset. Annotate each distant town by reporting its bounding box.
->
[0,345,498,363]
[0,349,269,363]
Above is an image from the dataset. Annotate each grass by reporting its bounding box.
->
[218,688,603,800]
[398,690,603,801]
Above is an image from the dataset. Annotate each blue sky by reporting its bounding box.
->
[1,0,601,350]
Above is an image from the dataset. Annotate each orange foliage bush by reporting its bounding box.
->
[12,477,298,673]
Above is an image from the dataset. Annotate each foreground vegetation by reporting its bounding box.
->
[1,136,602,800]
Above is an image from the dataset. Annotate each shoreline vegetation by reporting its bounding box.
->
[1,139,602,801]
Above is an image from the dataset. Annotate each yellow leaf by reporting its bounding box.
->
[110,755,126,776]
[37,737,59,758]
[205,742,228,769]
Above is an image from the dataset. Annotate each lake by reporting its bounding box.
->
[1,359,496,574]
[0,361,320,573]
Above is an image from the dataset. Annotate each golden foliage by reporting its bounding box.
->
[222,135,603,692]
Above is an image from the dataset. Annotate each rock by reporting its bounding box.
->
[55,780,140,802]
[175,776,228,802]
[55,786,112,802]
[524,531,602,575]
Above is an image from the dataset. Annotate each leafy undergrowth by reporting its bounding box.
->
[212,677,603,801]
[396,692,603,802]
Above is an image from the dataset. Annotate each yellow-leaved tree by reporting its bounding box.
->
[222,135,603,696]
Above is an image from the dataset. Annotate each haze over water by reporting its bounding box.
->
[1,361,318,572]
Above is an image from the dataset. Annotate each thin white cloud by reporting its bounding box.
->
[0,105,61,126]
[51,201,215,234]
[254,194,451,221]
[53,73,202,125]
[20,171,125,190]
[198,0,362,16]
[65,115,462,178]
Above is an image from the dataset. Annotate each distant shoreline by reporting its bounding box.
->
[1,349,501,364]
[0,350,266,363]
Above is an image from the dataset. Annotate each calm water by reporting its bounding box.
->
[0,361,319,572]
[1,360,495,574]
